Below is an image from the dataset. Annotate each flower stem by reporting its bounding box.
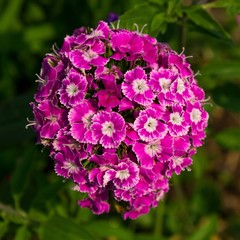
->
[154,200,165,238]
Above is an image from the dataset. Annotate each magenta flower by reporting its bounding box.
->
[122,67,154,106]
[134,108,167,142]
[111,30,143,60]
[91,111,126,148]
[165,105,189,136]
[31,100,67,139]
[29,21,208,219]
[59,69,87,107]
[68,100,96,144]
[69,39,108,70]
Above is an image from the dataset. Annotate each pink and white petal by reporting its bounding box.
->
[69,50,91,70]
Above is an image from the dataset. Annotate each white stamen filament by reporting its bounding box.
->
[25,118,36,129]
[35,74,46,84]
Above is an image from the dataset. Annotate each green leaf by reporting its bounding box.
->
[14,225,31,240]
[0,0,24,33]
[119,2,158,35]
[135,234,167,240]
[211,83,240,112]
[0,220,9,238]
[215,128,240,150]
[203,0,240,14]
[187,215,217,240]
[0,93,34,149]
[39,215,93,240]
[185,6,232,44]
[11,148,36,205]
[86,220,133,240]
[0,203,28,224]
[32,179,63,207]
[150,13,167,36]
[24,24,55,43]
[201,61,240,80]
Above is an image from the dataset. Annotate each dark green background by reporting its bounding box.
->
[0,0,240,239]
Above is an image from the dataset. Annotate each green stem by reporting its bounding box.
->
[154,200,165,238]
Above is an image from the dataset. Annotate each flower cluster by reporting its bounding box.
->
[29,21,208,219]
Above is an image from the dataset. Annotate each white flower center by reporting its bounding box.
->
[160,78,171,92]
[133,79,148,94]
[173,157,183,167]
[190,108,201,123]
[144,140,161,157]
[177,79,185,94]
[102,121,115,137]
[83,49,98,61]
[66,83,79,97]
[82,111,94,128]
[62,161,78,174]
[89,29,104,38]
[144,117,158,132]
[116,169,130,180]
[170,112,182,125]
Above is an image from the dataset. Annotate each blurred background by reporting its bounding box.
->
[0,0,240,239]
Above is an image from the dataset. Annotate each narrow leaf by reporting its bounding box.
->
[11,148,36,201]
[186,6,232,44]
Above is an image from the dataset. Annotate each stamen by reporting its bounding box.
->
[134,23,139,33]
[52,43,60,56]
[35,74,46,84]
[180,47,185,55]
[185,55,193,59]
[116,20,120,29]
[110,22,115,29]
[194,71,201,77]
[25,118,36,129]
[140,24,147,34]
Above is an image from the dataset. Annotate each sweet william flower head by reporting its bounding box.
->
[28,20,209,219]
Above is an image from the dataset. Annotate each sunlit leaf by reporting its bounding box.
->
[215,128,240,150]
[185,6,232,44]
[23,24,55,43]
[150,13,167,36]
[0,0,24,33]
[0,220,9,239]
[203,0,240,14]
[14,225,31,240]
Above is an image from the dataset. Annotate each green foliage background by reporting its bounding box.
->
[0,0,240,239]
